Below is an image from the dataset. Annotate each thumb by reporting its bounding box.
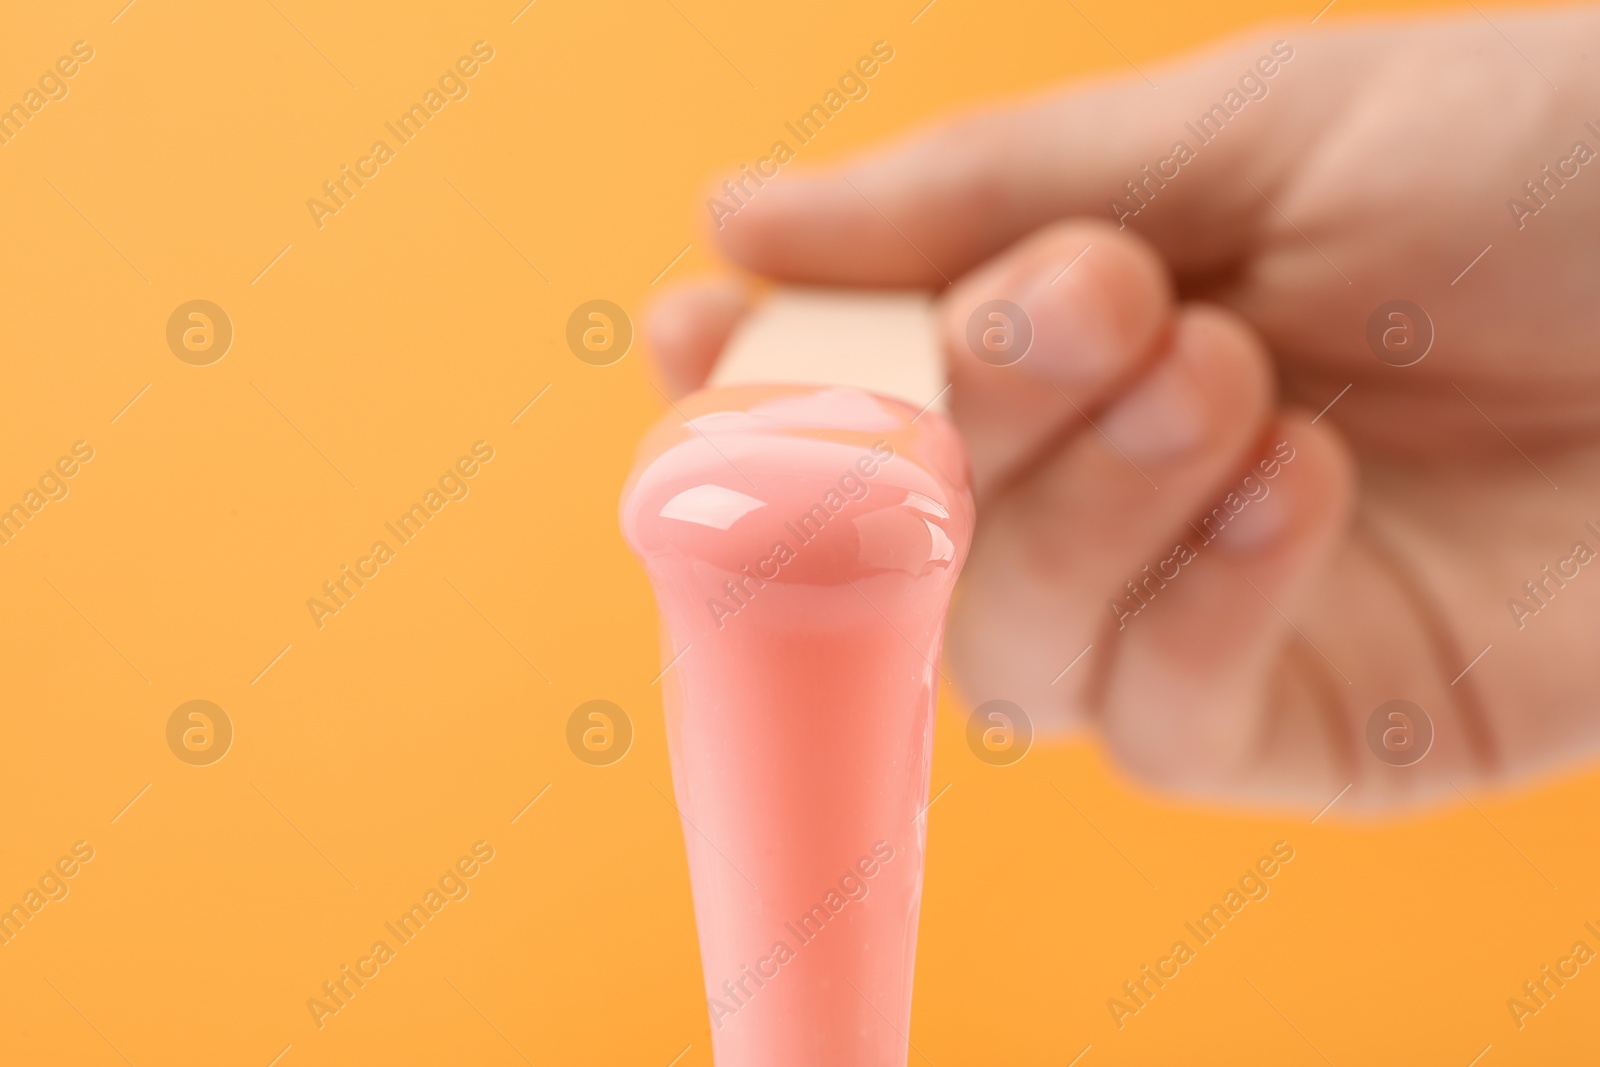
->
[711,29,1317,286]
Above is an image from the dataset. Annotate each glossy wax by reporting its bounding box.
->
[620,384,972,1066]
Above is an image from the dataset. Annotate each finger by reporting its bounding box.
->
[947,304,1277,730]
[937,219,1173,497]
[710,33,1317,286]
[643,277,751,398]
[1097,413,1357,795]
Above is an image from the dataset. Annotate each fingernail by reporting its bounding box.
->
[1212,488,1292,552]
[1013,267,1119,382]
[1099,362,1207,463]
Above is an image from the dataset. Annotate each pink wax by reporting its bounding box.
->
[621,384,973,1065]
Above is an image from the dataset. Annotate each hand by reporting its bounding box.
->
[645,9,1600,811]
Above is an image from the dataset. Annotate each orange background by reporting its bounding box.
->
[1,0,1593,1063]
